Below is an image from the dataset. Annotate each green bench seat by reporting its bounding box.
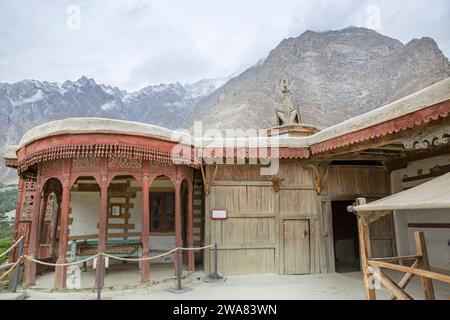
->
[69,239,143,263]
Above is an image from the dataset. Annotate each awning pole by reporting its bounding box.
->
[356,197,376,300]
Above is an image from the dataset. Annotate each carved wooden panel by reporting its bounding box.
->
[72,156,100,170]
[20,181,36,221]
[109,156,142,169]
[17,222,30,244]
[40,159,64,176]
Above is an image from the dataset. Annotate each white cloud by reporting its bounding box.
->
[0,0,449,91]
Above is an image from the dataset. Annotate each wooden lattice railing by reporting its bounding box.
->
[355,197,450,300]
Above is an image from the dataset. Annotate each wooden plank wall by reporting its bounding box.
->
[205,162,394,275]
[205,165,277,275]
[278,162,320,274]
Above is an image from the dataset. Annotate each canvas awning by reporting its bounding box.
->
[350,172,450,223]
[351,172,450,219]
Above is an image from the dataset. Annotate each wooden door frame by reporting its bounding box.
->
[320,193,394,273]
[279,216,315,275]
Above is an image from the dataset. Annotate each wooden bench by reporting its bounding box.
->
[69,239,142,271]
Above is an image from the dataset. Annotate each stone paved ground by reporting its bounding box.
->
[6,271,449,300]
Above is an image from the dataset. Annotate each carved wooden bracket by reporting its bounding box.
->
[402,126,450,150]
[272,176,284,192]
[306,163,330,195]
[200,164,218,196]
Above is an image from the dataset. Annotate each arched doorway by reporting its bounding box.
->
[38,178,62,261]
[149,175,176,267]
[103,175,143,285]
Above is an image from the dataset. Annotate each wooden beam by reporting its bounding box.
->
[108,191,136,198]
[408,223,450,229]
[96,223,135,229]
[371,255,421,263]
[376,145,407,151]
[414,231,435,300]
[368,266,413,300]
[363,148,404,153]
[389,259,418,300]
[109,203,134,209]
[385,144,450,172]
[313,151,395,161]
[367,260,450,284]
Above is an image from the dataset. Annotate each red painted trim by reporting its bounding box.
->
[16,133,195,172]
[310,99,450,154]
[4,158,18,168]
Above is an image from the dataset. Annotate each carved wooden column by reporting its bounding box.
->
[140,161,150,282]
[174,178,183,274]
[187,180,194,271]
[9,177,24,263]
[23,180,42,286]
[54,175,71,289]
[96,158,108,287]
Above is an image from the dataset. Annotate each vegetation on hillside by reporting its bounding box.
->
[0,189,17,262]
[0,237,12,263]
[0,189,18,214]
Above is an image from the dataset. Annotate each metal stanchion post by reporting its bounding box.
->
[9,237,24,292]
[204,242,225,283]
[167,248,192,294]
[177,248,182,290]
[97,253,103,300]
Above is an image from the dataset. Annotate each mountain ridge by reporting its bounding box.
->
[191,27,450,130]
[1,26,450,184]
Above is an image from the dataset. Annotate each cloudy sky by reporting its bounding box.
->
[0,0,449,91]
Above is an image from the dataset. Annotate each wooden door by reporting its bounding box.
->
[283,220,310,274]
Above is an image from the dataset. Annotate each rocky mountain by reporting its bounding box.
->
[0,76,226,183]
[192,26,450,130]
[1,26,450,184]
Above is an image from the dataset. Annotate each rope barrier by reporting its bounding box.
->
[0,236,24,258]
[0,257,22,281]
[180,243,216,251]
[104,243,216,261]
[103,248,179,262]
[24,253,100,267]
[21,243,216,266]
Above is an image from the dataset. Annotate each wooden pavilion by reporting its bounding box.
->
[3,77,450,292]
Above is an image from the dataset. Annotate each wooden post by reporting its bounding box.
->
[356,198,376,300]
[187,180,194,272]
[140,165,150,282]
[23,180,42,286]
[97,160,108,287]
[414,231,435,300]
[54,177,71,289]
[9,178,24,263]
